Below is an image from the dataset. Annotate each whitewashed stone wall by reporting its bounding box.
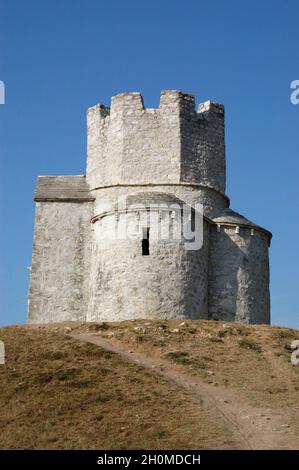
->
[208,226,270,324]
[86,91,226,192]
[28,201,93,323]
[87,206,209,322]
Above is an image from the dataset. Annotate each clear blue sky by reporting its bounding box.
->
[0,0,298,328]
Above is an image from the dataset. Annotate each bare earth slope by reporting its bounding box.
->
[0,320,299,449]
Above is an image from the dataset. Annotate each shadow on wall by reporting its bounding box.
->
[208,227,270,324]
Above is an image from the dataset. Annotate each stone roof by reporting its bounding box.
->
[34,176,95,202]
[123,192,185,208]
[100,191,210,223]
[212,208,272,238]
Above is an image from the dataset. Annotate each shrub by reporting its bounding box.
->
[166,351,190,364]
[238,338,261,352]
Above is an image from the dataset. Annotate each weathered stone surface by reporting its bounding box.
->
[28,202,93,323]
[28,90,272,324]
[208,225,270,324]
[34,175,94,202]
[87,197,210,322]
[86,91,225,193]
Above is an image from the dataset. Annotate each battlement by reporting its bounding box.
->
[86,90,226,194]
[87,90,224,119]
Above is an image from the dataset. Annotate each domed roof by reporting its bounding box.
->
[212,208,272,238]
[115,192,185,209]
[127,192,185,206]
[213,208,256,225]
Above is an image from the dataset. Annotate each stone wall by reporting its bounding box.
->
[181,101,226,193]
[208,225,270,324]
[86,91,226,196]
[28,201,93,323]
[87,206,210,322]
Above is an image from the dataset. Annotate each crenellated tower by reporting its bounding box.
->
[86,91,226,196]
[28,90,272,325]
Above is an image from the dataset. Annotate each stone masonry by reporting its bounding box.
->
[28,90,272,324]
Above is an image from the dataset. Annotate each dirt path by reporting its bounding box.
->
[69,332,295,450]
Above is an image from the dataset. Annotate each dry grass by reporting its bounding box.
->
[1,320,299,449]
[80,319,299,409]
[0,325,240,450]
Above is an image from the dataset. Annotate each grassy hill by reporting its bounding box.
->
[0,320,299,449]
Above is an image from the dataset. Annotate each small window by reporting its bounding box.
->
[142,227,150,255]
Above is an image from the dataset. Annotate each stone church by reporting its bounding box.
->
[28,90,271,324]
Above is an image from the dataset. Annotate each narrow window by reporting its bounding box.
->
[191,210,195,232]
[142,227,150,255]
